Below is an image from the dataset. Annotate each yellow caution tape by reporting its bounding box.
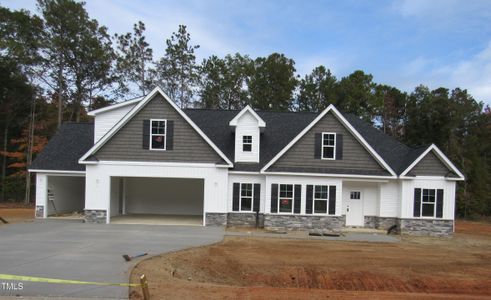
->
[0,274,140,287]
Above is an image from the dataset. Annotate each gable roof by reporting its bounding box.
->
[229,105,266,127]
[29,123,93,172]
[30,97,464,179]
[400,144,465,180]
[259,105,397,176]
[79,87,233,167]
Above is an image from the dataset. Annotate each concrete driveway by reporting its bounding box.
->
[0,220,224,299]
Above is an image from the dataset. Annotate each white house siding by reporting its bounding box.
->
[85,162,228,223]
[35,173,47,218]
[234,112,260,163]
[400,178,456,220]
[46,175,85,215]
[342,181,379,216]
[93,104,136,143]
[227,174,266,212]
[379,180,400,217]
[264,175,343,215]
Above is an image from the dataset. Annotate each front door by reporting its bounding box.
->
[345,191,364,226]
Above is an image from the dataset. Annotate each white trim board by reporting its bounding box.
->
[28,169,86,176]
[87,97,143,116]
[229,105,266,128]
[262,171,396,180]
[260,105,397,176]
[399,144,465,180]
[79,87,233,167]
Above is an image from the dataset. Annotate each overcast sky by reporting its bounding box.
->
[3,0,491,106]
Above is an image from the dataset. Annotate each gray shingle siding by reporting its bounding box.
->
[268,111,387,174]
[408,151,455,177]
[94,94,226,164]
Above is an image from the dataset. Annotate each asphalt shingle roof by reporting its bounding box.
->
[31,107,433,175]
[30,123,94,171]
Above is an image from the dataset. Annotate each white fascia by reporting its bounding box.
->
[260,104,397,176]
[229,105,266,128]
[79,87,233,167]
[399,144,465,180]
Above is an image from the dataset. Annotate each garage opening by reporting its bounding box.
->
[46,175,85,218]
[110,177,204,226]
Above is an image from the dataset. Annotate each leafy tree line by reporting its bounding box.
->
[0,0,489,218]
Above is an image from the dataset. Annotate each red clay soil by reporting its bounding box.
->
[130,221,491,299]
[0,205,34,224]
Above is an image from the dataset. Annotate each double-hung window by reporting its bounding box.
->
[322,133,336,159]
[421,189,436,217]
[314,185,329,214]
[278,184,294,213]
[150,119,167,150]
[243,135,252,152]
[240,183,253,211]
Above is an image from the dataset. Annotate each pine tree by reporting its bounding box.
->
[154,25,199,108]
[114,21,154,97]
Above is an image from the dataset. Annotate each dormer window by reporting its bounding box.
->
[150,119,167,150]
[322,132,336,159]
[242,135,252,152]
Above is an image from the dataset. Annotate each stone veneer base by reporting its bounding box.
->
[364,216,399,231]
[84,210,107,224]
[35,205,44,218]
[205,213,227,226]
[263,214,345,231]
[398,218,453,237]
[227,213,264,228]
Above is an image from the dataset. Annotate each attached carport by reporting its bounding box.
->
[109,176,204,225]
[45,174,85,216]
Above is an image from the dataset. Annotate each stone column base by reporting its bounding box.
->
[35,206,44,218]
[205,213,227,226]
[84,210,107,224]
[364,216,398,231]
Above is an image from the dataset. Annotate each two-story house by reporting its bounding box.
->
[29,87,465,236]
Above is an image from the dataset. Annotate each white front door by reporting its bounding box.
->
[345,191,364,226]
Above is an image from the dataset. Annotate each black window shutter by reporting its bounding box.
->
[436,189,444,218]
[253,184,260,212]
[166,120,174,150]
[306,185,313,214]
[142,120,150,149]
[294,185,301,214]
[314,133,322,159]
[232,183,240,211]
[271,184,278,213]
[336,134,343,160]
[328,186,336,215]
[414,188,422,217]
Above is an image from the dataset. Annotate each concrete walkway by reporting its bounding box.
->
[0,220,224,299]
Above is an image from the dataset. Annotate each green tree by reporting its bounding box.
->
[38,0,115,124]
[248,53,298,111]
[0,58,35,201]
[199,53,252,109]
[374,84,407,139]
[335,70,377,122]
[155,25,200,108]
[296,66,337,112]
[114,21,154,97]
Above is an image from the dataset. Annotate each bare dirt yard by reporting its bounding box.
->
[130,220,491,299]
[0,203,34,225]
